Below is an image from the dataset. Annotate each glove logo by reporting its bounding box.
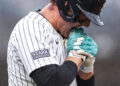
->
[31,49,50,60]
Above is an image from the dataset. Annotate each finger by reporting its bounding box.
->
[77,37,84,42]
[83,58,95,66]
[73,37,84,45]
[73,46,81,49]
[76,50,93,58]
[69,50,86,62]
[74,41,82,45]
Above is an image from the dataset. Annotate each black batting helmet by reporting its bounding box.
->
[55,0,106,26]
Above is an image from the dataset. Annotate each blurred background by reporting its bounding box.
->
[0,0,120,86]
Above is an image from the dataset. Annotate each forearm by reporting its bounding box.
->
[78,69,94,80]
[30,57,82,86]
[66,56,83,71]
[76,73,95,86]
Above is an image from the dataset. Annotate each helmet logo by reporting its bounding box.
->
[77,0,81,4]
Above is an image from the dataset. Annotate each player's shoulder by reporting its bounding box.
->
[14,11,46,30]
[14,11,61,39]
[17,11,44,24]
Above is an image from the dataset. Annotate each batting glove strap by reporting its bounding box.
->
[81,65,94,73]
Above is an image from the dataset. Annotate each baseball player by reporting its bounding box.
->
[7,0,106,86]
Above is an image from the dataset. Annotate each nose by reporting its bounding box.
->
[85,20,90,27]
[83,19,90,27]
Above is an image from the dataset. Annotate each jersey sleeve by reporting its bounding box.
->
[15,13,59,75]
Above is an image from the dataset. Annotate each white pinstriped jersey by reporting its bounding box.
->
[7,11,77,86]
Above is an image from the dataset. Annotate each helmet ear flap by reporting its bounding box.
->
[68,0,81,21]
[55,0,81,22]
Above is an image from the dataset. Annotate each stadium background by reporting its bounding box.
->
[0,0,120,86]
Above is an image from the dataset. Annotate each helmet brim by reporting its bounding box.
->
[76,4,104,26]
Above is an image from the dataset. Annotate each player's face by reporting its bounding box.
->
[58,11,90,38]
[78,11,91,27]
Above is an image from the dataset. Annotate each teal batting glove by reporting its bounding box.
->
[67,27,98,73]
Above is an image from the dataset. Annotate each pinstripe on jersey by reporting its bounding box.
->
[7,11,68,86]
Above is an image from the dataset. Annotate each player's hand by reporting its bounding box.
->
[68,37,86,62]
[75,36,97,73]
[67,28,86,61]
[67,27,98,73]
